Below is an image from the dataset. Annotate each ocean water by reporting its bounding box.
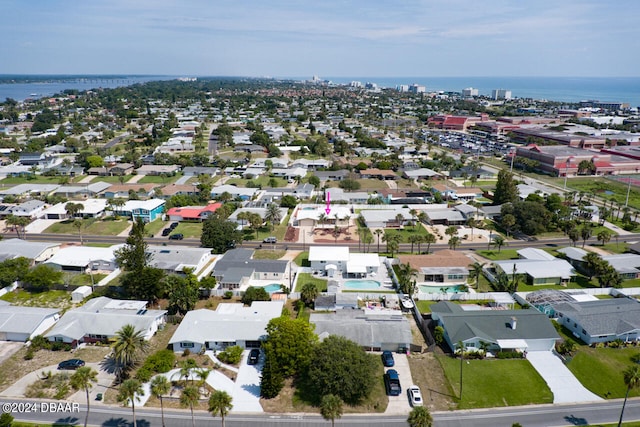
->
[0,75,173,101]
[322,76,640,107]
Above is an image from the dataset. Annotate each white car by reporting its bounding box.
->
[408,385,423,407]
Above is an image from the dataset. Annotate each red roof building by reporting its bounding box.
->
[166,203,222,221]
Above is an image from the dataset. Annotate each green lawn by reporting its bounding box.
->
[436,355,553,409]
[384,225,430,242]
[144,218,168,236]
[93,175,133,183]
[253,249,286,260]
[559,176,640,211]
[64,273,108,286]
[137,174,181,184]
[226,176,288,188]
[44,218,130,236]
[567,346,640,399]
[0,289,71,309]
[293,251,310,267]
[172,222,203,238]
[599,241,630,254]
[295,273,328,292]
[476,249,520,260]
[0,175,83,185]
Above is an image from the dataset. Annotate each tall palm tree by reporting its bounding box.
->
[150,376,171,427]
[118,379,143,427]
[424,233,436,254]
[407,406,433,427]
[374,229,384,253]
[618,365,640,427]
[320,394,343,427]
[208,390,234,427]
[180,385,200,427]
[466,217,477,240]
[196,368,211,396]
[264,203,282,231]
[408,234,421,254]
[70,366,98,427]
[409,209,418,230]
[492,235,506,253]
[469,262,486,290]
[113,324,149,379]
[343,214,351,232]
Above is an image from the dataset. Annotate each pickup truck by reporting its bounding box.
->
[384,369,402,396]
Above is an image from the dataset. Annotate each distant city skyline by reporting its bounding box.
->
[3,0,639,78]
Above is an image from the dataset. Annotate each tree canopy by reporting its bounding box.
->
[493,170,518,205]
[201,215,243,252]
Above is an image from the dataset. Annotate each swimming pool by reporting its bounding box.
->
[419,284,468,294]
[262,283,283,293]
[343,280,381,290]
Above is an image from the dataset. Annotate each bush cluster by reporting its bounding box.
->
[217,346,243,365]
[495,351,524,359]
[134,349,176,382]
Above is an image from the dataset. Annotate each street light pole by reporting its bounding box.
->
[625,169,637,207]
[564,159,570,190]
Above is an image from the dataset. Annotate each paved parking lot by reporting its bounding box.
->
[382,352,413,415]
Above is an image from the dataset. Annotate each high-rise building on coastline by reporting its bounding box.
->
[462,87,478,97]
[492,89,512,100]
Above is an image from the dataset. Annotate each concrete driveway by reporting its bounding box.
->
[526,351,602,404]
[231,350,264,413]
[0,341,22,364]
[382,353,413,415]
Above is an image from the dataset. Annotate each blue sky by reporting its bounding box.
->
[2,0,638,77]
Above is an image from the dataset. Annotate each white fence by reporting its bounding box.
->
[416,291,514,302]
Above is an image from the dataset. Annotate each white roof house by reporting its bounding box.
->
[146,245,215,276]
[359,208,413,229]
[308,246,380,277]
[0,305,60,342]
[210,184,258,200]
[0,238,59,263]
[292,205,353,226]
[169,301,284,352]
[45,297,166,346]
[39,198,108,219]
[44,244,122,273]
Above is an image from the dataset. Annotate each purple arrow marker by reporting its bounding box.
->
[325,192,331,215]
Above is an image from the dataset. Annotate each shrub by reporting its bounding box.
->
[30,335,51,351]
[182,349,191,357]
[145,349,176,373]
[24,348,35,360]
[0,412,15,427]
[496,351,524,359]
[217,345,243,365]
[433,326,444,345]
[134,366,153,382]
[223,291,233,299]
[260,358,284,399]
[50,342,72,352]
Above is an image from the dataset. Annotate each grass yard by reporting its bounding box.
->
[0,289,71,309]
[293,251,310,267]
[599,241,630,254]
[253,249,286,260]
[0,175,83,185]
[144,218,168,236]
[172,221,203,238]
[44,218,131,236]
[415,300,440,313]
[559,176,640,211]
[93,174,133,183]
[476,249,519,260]
[384,224,430,241]
[295,273,328,292]
[137,174,181,184]
[436,355,553,409]
[567,346,640,399]
[226,176,288,188]
[64,273,108,287]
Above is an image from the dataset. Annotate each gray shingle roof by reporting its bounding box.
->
[552,298,640,336]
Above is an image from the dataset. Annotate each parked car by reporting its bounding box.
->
[161,228,171,236]
[58,359,85,370]
[169,233,184,240]
[169,222,179,230]
[407,385,423,406]
[384,369,402,396]
[248,348,260,365]
[382,350,395,367]
[263,236,277,244]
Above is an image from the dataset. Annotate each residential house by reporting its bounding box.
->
[431,184,485,202]
[431,301,559,352]
[292,205,353,227]
[0,184,59,198]
[0,304,60,342]
[182,166,219,177]
[169,301,285,353]
[310,309,412,351]
[39,199,108,220]
[308,246,379,278]
[359,208,413,229]
[492,248,576,286]
[0,238,59,263]
[228,206,288,229]
[210,184,258,201]
[121,199,166,222]
[398,250,471,283]
[553,298,640,345]
[292,159,330,170]
[425,209,467,226]
[233,144,266,153]
[326,188,369,204]
[101,184,158,199]
[558,247,640,280]
[260,184,315,203]
[359,168,398,180]
[160,184,199,199]
[166,203,222,222]
[315,170,349,181]
[376,189,434,205]
[44,244,121,273]
[134,164,181,176]
[147,245,215,276]
[19,152,55,167]
[211,248,290,289]
[3,200,46,218]
[109,163,136,176]
[270,167,307,180]
[403,168,442,180]
[45,297,166,347]
[52,182,112,199]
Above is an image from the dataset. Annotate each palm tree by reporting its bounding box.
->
[374,229,384,253]
[409,209,418,230]
[597,229,612,246]
[407,406,433,427]
[264,203,282,231]
[408,234,421,254]
[466,217,477,240]
[208,390,233,427]
[150,376,171,427]
[72,218,86,245]
[118,379,143,427]
[320,394,343,427]
[196,368,211,396]
[424,233,436,254]
[580,225,592,248]
[492,235,506,253]
[113,324,149,380]
[301,282,319,306]
[343,214,351,233]
[70,366,98,427]
[318,212,328,229]
[180,385,200,427]
[469,262,486,290]
[448,235,461,250]
[395,213,405,228]
[618,365,640,427]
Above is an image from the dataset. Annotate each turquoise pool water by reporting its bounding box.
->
[343,280,381,290]
[419,284,467,293]
[262,284,283,293]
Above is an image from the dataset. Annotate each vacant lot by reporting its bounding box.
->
[0,289,72,310]
[45,218,130,235]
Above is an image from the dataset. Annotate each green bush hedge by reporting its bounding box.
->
[217,346,243,365]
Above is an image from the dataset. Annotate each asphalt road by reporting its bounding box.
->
[4,397,640,427]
